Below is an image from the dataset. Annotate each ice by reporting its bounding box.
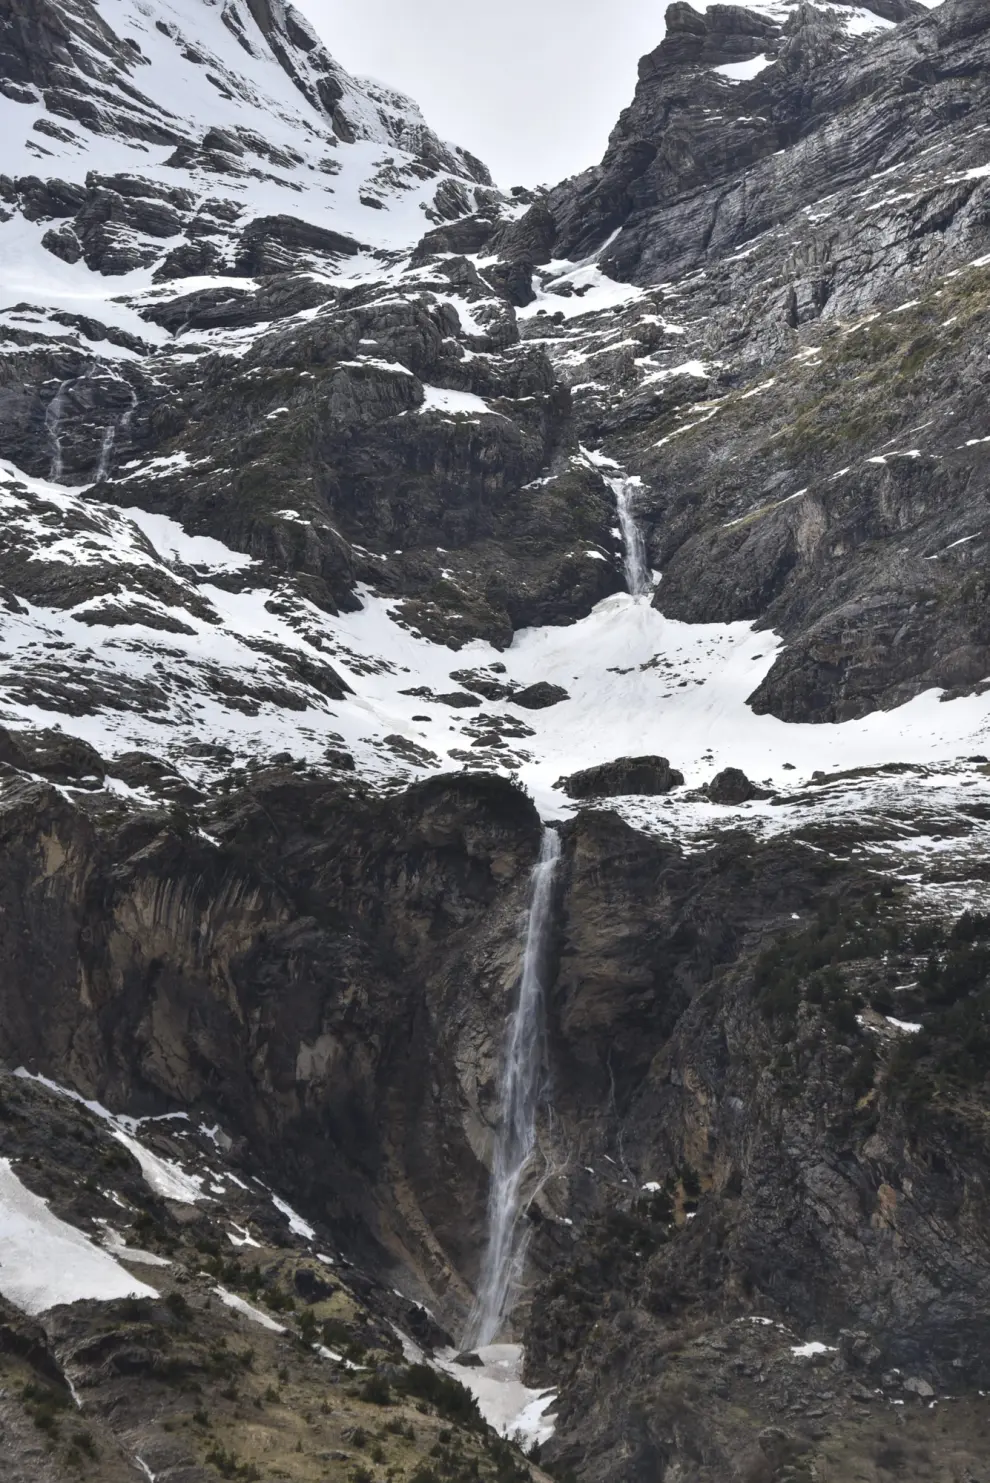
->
[0,1158,158,1315]
[213,1285,286,1333]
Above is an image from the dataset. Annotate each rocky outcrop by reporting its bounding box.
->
[704,766,772,803]
[557,755,685,798]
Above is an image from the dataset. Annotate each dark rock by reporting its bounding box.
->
[433,692,484,709]
[410,213,496,266]
[109,751,204,804]
[0,726,106,786]
[510,682,570,710]
[705,767,773,804]
[41,223,82,262]
[234,213,364,274]
[324,749,356,771]
[557,755,684,798]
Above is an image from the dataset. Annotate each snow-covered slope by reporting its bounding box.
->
[0,0,491,244]
[0,0,987,916]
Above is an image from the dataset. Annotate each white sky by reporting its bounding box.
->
[294,0,670,188]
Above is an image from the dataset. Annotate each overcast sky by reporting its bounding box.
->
[294,0,669,188]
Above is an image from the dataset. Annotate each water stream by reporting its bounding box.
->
[464,828,561,1349]
[94,381,138,483]
[609,475,651,596]
[44,380,70,481]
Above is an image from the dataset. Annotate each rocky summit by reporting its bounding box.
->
[2,0,990,1478]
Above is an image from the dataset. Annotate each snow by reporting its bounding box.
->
[886,1016,923,1034]
[712,55,772,83]
[110,1129,205,1205]
[518,258,644,322]
[0,1158,158,1315]
[227,1223,262,1249]
[419,386,500,418]
[100,1226,173,1268]
[119,508,256,572]
[0,0,498,370]
[435,1344,557,1447]
[272,1193,316,1240]
[12,1067,205,1204]
[791,1341,836,1358]
[213,1285,286,1333]
[2,460,990,868]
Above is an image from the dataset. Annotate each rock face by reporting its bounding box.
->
[557,755,685,798]
[4,0,990,1480]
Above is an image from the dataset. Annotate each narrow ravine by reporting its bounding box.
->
[465,827,561,1348]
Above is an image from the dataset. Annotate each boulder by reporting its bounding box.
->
[510,682,570,710]
[557,755,683,799]
[705,767,773,804]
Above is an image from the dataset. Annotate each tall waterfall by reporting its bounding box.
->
[44,380,70,481]
[465,827,561,1349]
[609,476,650,596]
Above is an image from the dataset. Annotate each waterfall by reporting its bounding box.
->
[94,382,138,483]
[44,380,70,481]
[610,476,650,596]
[465,827,561,1350]
[95,424,115,481]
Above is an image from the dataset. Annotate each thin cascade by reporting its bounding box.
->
[94,380,138,483]
[44,380,70,481]
[95,424,115,482]
[611,475,650,596]
[464,827,561,1350]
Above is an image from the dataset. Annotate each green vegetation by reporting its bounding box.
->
[20,1380,71,1436]
[394,1365,485,1430]
[753,890,900,1026]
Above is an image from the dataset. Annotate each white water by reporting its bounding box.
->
[465,828,561,1349]
[44,380,70,481]
[95,425,115,482]
[608,476,650,595]
[94,381,138,483]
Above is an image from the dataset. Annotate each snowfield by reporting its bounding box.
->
[0,1157,158,1315]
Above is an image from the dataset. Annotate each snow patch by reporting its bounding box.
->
[436,1344,557,1447]
[0,1158,158,1315]
[213,1286,286,1333]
